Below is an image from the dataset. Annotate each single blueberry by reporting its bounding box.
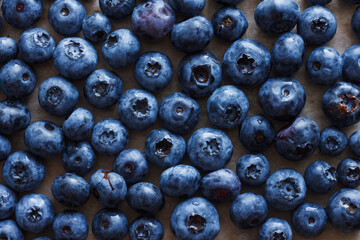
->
[349,130,360,157]
[82,13,112,42]
[129,217,164,240]
[169,0,205,17]
[0,100,31,135]
[236,153,270,186]
[258,218,292,240]
[304,161,338,194]
[62,108,95,141]
[0,37,18,63]
[0,184,18,220]
[99,0,136,19]
[62,141,96,176]
[0,219,24,240]
[92,208,128,240]
[319,127,347,156]
[52,211,88,240]
[2,0,42,29]
[337,158,360,188]
[0,134,11,161]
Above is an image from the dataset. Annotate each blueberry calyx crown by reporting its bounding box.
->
[155,138,173,157]
[34,32,51,47]
[26,207,42,223]
[65,41,84,60]
[144,60,162,78]
[219,16,234,32]
[187,214,206,234]
[191,65,214,88]
[270,230,287,240]
[337,93,359,114]
[237,54,255,74]
[46,86,63,106]
[311,18,329,33]
[277,177,300,200]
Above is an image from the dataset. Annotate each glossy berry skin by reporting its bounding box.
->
[319,127,347,156]
[129,217,164,240]
[223,39,271,86]
[102,29,140,68]
[255,0,300,35]
[0,220,24,240]
[258,218,292,240]
[326,189,360,233]
[0,101,30,135]
[0,135,11,162]
[230,193,268,229]
[188,128,233,172]
[18,28,56,64]
[24,121,65,158]
[0,37,18,63]
[0,184,17,220]
[84,69,123,109]
[342,45,360,83]
[118,89,158,130]
[236,154,270,187]
[82,13,112,42]
[271,33,305,76]
[304,161,337,194]
[38,76,79,116]
[297,6,337,45]
[292,202,327,238]
[169,0,205,17]
[337,158,360,188]
[91,119,129,156]
[306,46,342,85]
[92,209,128,240]
[275,116,320,161]
[99,0,135,19]
[170,197,220,240]
[211,7,248,42]
[62,108,94,141]
[259,78,306,121]
[52,211,88,240]
[2,151,45,192]
[0,60,36,100]
[265,168,307,211]
[15,193,54,233]
[171,16,214,53]
[207,85,249,129]
[352,7,360,41]
[2,0,42,29]
[62,141,96,176]
[48,0,86,36]
[159,92,200,135]
[178,51,222,98]
[113,149,149,184]
[134,52,173,92]
[349,130,360,157]
[33,237,51,240]
[127,182,164,216]
[90,169,127,208]
[52,173,90,207]
[200,168,241,203]
[322,82,360,127]
[239,116,275,152]
[159,164,201,199]
[53,37,97,80]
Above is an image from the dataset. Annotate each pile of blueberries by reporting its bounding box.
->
[0,0,360,239]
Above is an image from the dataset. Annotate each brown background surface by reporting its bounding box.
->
[0,0,360,239]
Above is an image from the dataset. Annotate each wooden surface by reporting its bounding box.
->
[1,0,360,239]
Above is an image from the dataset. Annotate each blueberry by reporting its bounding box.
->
[145,128,186,169]
[326,189,360,233]
[0,219,24,240]
[322,82,360,127]
[230,193,268,229]
[0,37,18,63]
[0,60,36,100]
[306,46,342,85]
[0,134,11,161]
[2,151,45,192]
[84,69,123,109]
[90,169,127,208]
[304,161,337,194]
[349,130,360,157]
[24,121,65,158]
[170,197,220,240]
[0,184,17,220]
[2,0,42,29]
[178,51,222,98]
[99,0,136,19]
[292,202,327,238]
[298,6,337,45]
[200,168,241,203]
[319,127,347,156]
[258,218,292,240]
[239,115,275,152]
[62,141,96,176]
[118,89,158,130]
[211,7,248,42]
[15,193,54,233]
[236,153,270,186]
[352,7,360,41]
[159,164,201,198]
[62,108,95,141]
[158,92,200,135]
[0,100,31,135]
[171,16,214,53]
[169,0,205,17]
[134,51,173,92]
[91,119,129,156]
[337,158,360,188]
[82,13,112,42]
[187,127,233,172]
[92,208,128,240]
[52,211,88,240]
[113,149,149,184]
[38,76,79,116]
[255,0,300,35]
[265,168,307,211]
[342,45,360,83]
[223,39,271,86]
[52,173,90,207]
[102,29,140,68]
[18,28,56,64]
[48,0,86,36]
[129,217,164,240]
